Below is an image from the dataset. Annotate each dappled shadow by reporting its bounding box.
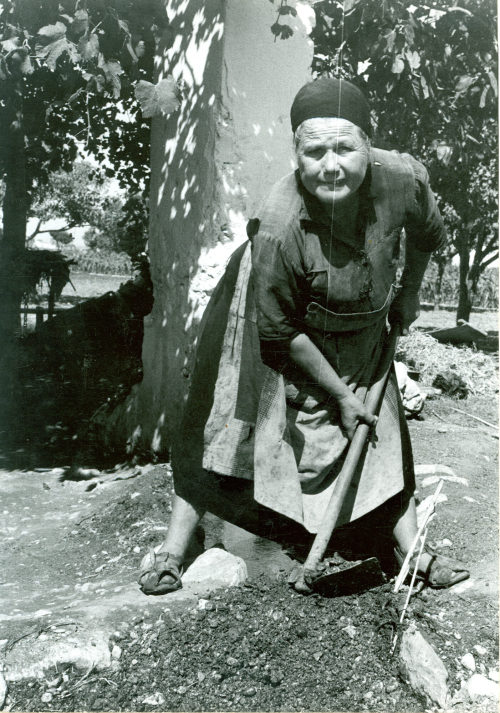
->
[138,0,312,454]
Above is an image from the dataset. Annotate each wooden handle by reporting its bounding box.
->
[302,325,401,581]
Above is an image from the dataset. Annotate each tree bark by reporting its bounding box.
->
[0,74,27,340]
[434,258,446,310]
[456,241,472,323]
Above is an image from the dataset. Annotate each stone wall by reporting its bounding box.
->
[125,0,314,454]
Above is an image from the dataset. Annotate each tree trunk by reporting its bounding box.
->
[434,258,446,310]
[456,243,472,323]
[0,74,27,340]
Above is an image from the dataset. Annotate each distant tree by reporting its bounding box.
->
[29,161,122,247]
[308,0,497,322]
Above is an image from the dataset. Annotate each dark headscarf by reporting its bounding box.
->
[290,77,371,137]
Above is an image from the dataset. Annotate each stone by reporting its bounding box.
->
[342,624,357,639]
[41,692,53,704]
[399,624,449,708]
[182,548,248,590]
[111,644,122,660]
[4,633,111,681]
[46,674,62,688]
[0,672,7,709]
[467,673,499,700]
[142,692,165,706]
[488,669,499,682]
[474,644,488,656]
[461,653,476,671]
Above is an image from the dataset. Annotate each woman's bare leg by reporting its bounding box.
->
[155,494,205,561]
[392,495,433,571]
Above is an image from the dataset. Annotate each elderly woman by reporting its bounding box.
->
[139,77,469,595]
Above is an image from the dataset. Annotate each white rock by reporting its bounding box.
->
[488,669,499,682]
[342,624,357,639]
[41,692,53,703]
[473,644,487,656]
[415,464,457,478]
[0,640,8,653]
[399,624,449,708]
[463,496,479,503]
[142,692,165,706]
[421,474,468,488]
[111,645,122,660]
[467,673,499,700]
[461,653,476,671]
[183,548,248,590]
[441,538,453,547]
[0,672,7,709]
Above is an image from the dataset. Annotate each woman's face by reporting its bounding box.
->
[295,117,369,207]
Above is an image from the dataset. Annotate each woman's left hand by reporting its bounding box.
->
[389,288,420,335]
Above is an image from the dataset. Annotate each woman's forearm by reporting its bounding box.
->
[288,332,378,438]
[288,332,352,401]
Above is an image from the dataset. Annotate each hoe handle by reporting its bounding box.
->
[302,324,401,583]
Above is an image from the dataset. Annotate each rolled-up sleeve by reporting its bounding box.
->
[404,156,447,253]
[250,231,306,371]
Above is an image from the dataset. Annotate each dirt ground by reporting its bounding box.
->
[2,379,498,712]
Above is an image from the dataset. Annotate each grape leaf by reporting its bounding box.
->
[101,60,123,99]
[344,0,361,14]
[71,9,89,36]
[405,50,420,69]
[391,56,405,74]
[278,5,297,16]
[37,37,78,70]
[455,75,473,92]
[1,37,22,52]
[78,32,99,61]
[279,24,294,39]
[37,22,67,43]
[134,77,181,118]
[436,144,452,164]
[270,21,281,36]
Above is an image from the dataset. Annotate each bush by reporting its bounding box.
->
[63,246,133,276]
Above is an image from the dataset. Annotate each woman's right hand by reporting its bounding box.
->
[338,391,378,440]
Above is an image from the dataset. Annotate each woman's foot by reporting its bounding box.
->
[394,546,469,589]
[137,525,206,596]
[138,548,183,595]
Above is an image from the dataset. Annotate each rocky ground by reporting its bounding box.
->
[1,348,498,711]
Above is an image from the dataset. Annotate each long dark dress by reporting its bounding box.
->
[172,148,446,536]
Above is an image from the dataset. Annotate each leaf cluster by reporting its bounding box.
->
[0,0,172,201]
[270,1,296,41]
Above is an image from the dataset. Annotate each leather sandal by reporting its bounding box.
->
[138,549,183,595]
[394,546,469,589]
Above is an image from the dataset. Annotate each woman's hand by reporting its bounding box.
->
[338,391,378,440]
